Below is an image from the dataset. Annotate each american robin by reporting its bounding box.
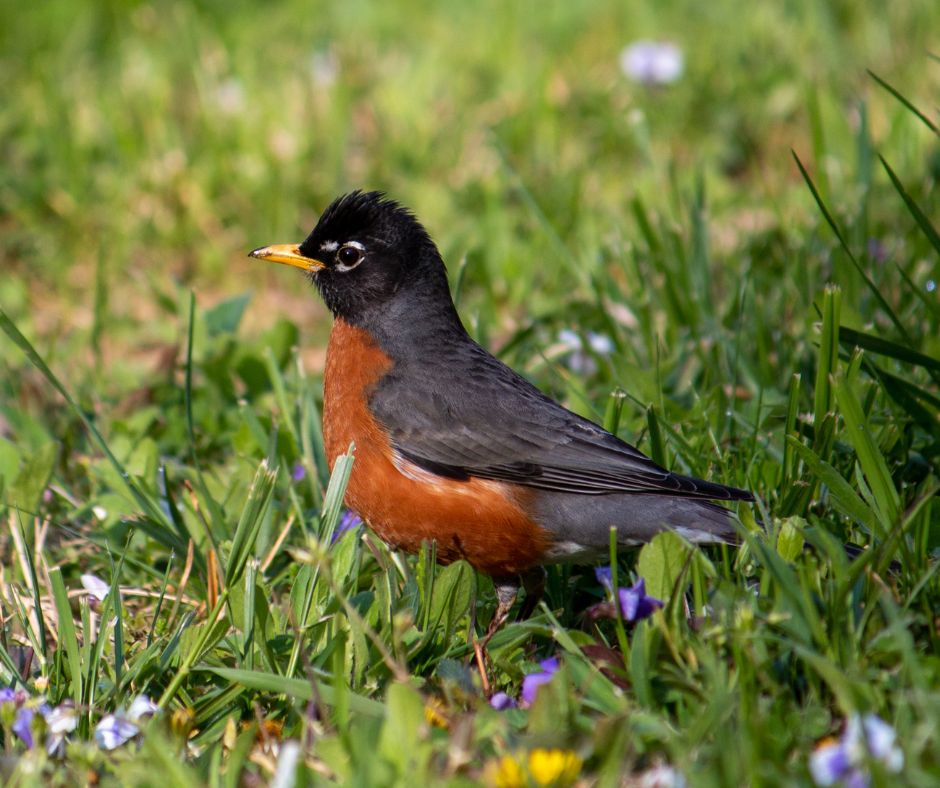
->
[250,191,753,636]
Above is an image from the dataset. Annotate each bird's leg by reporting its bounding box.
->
[483,578,520,644]
[517,566,547,621]
[472,578,519,694]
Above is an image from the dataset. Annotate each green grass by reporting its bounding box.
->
[1,0,939,784]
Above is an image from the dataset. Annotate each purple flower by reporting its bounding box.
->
[331,509,363,544]
[809,714,903,786]
[12,705,35,748]
[594,567,663,622]
[618,578,663,621]
[95,713,139,750]
[521,657,560,706]
[0,687,16,704]
[291,462,306,482]
[489,692,518,711]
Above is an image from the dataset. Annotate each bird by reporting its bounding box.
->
[250,191,753,638]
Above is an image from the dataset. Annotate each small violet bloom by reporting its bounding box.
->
[594,567,663,622]
[12,705,36,749]
[95,713,139,750]
[94,694,160,751]
[489,692,518,711]
[331,509,363,544]
[619,41,684,86]
[291,462,306,482]
[1,689,37,749]
[521,657,560,706]
[809,714,903,787]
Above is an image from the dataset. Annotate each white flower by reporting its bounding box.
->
[81,573,110,602]
[556,329,613,375]
[44,703,78,757]
[272,740,302,788]
[620,41,684,86]
[638,764,687,788]
[127,695,160,723]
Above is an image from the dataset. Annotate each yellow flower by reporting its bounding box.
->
[527,748,582,786]
[424,698,449,729]
[486,754,526,788]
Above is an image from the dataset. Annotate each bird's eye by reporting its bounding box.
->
[336,243,364,269]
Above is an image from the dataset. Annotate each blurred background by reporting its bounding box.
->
[3,0,937,389]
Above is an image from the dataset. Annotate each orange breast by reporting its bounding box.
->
[322,318,550,578]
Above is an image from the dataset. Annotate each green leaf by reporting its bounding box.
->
[224,460,278,587]
[9,442,57,516]
[814,285,841,423]
[205,292,252,337]
[0,307,174,531]
[427,560,473,644]
[833,374,900,531]
[776,516,806,562]
[50,567,83,705]
[378,682,429,774]
[204,667,384,717]
[839,326,940,374]
[637,531,691,601]
[786,437,882,533]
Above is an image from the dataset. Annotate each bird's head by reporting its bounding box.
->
[250,191,451,324]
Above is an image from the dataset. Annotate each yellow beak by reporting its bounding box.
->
[248,244,326,272]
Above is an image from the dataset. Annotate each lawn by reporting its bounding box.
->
[1,0,939,784]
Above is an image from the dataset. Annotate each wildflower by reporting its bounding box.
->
[485,749,582,787]
[127,695,160,721]
[291,462,306,482]
[44,702,78,757]
[809,714,903,787]
[273,740,302,788]
[520,657,560,706]
[487,753,526,788]
[331,509,363,544]
[556,329,613,375]
[1,689,35,749]
[12,705,37,749]
[94,694,160,750]
[527,748,582,786]
[95,712,139,750]
[619,41,684,86]
[489,692,518,711]
[81,573,110,602]
[637,763,688,787]
[594,567,663,622]
[424,698,450,729]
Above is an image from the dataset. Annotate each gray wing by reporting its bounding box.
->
[370,343,752,502]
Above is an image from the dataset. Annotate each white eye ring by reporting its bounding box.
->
[335,241,365,271]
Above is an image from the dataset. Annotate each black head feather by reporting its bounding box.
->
[299,191,459,334]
